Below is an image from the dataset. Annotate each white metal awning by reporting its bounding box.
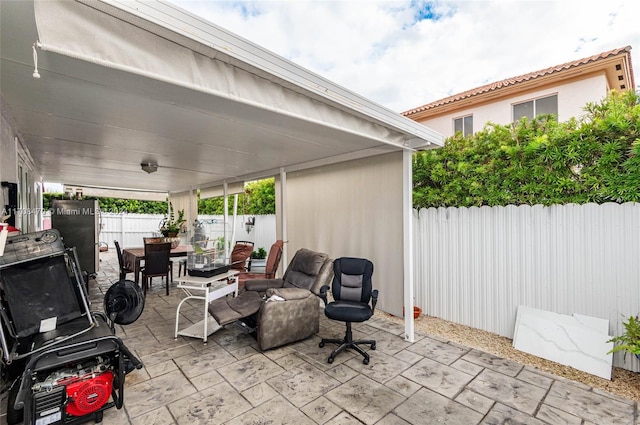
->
[0,0,442,194]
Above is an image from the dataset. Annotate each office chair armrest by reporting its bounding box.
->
[371,289,379,313]
[319,285,330,306]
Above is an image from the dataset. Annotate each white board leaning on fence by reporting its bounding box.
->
[513,305,613,380]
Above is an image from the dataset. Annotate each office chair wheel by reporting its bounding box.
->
[319,341,325,348]
[363,357,369,365]
[371,342,376,350]
[327,356,334,364]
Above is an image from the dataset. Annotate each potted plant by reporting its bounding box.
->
[251,247,267,260]
[159,203,186,237]
[250,247,267,270]
[608,315,640,361]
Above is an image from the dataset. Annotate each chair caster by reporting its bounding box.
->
[363,357,369,365]
[328,356,334,364]
[319,341,325,348]
[371,342,376,350]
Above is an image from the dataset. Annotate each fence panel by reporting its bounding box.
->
[44,212,277,253]
[100,214,163,248]
[46,203,640,369]
[414,202,640,370]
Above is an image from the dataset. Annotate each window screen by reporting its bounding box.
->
[513,94,558,121]
[513,100,534,121]
[454,115,473,136]
[536,94,558,116]
[463,115,473,136]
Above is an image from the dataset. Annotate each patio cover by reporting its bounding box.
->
[0,0,440,194]
[0,0,444,339]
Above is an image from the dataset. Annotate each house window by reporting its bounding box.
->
[513,94,558,121]
[454,115,473,136]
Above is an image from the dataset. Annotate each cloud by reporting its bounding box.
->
[169,0,640,112]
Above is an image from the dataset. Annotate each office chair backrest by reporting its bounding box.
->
[143,242,171,275]
[332,257,374,303]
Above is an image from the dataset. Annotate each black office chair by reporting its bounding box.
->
[319,257,378,364]
[114,240,135,281]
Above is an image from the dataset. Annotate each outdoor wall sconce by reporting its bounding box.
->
[244,216,255,233]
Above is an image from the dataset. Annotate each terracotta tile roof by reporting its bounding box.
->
[403,46,633,116]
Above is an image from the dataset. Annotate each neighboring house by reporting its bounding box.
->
[403,46,635,138]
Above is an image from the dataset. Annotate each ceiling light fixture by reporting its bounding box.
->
[141,162,159,174]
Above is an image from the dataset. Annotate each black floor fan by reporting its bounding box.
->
[104,279,145,328]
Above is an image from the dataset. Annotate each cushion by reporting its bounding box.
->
[324,300,372,323]
[283,270,316,291]
[266,287,313,301]
[227,290,263,316]
[282,249,330,290]
[230,243,254,270]
[286,249,328,276]
[208,291,263,325]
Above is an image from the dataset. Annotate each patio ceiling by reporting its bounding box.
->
[0,0,442,195]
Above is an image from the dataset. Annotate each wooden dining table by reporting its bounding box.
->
[122,245,191,284]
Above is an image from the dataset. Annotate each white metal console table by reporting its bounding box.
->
[174,270,239,343]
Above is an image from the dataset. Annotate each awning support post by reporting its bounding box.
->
[403,149,415,342]
[279,168,287,267]
[223,182,229,259]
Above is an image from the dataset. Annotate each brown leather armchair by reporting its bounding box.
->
[208,248,333,350]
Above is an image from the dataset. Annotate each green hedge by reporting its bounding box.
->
[413,90,640,208]
[197,178,275,215]
[44,177,277,215]
[43,193,167,214]
[45,91,639,212]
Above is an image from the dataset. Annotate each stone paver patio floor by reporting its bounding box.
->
[3,251,635,424]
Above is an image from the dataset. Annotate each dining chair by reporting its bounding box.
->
[114,240,135,281]
[237,240,284,290]
[229,240,254,271]
[141,242,172,295]
[144,236,176,279]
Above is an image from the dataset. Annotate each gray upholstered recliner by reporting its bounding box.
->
[208,248,333,350]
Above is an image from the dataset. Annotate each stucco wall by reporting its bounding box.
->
[420,73,609,138]
[284,151,404,316]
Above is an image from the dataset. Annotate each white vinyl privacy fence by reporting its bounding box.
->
[96,214,276,252]
[414,202,640,371]
[45,205,639,370]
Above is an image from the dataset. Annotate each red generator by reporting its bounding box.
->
[0,230,144,424]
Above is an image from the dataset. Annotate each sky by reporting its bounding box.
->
[167,0,639,113]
